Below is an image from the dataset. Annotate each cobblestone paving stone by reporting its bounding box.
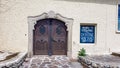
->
[21,56,74,68]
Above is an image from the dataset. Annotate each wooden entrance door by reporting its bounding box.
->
[33,18,67,55]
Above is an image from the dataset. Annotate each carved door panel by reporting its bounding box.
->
[34,20,49,55]
[33,19,67,55]
[51,20,67,55]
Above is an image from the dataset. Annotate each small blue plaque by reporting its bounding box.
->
[80,25,95,43]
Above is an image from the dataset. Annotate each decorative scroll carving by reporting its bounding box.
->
[39,25,46,35]
[56,25,62,35]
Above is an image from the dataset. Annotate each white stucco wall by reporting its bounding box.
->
[0,0,119,59]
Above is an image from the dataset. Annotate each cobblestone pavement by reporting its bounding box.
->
[21,55,81,68]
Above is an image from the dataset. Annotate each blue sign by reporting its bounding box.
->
[80,25,95,43]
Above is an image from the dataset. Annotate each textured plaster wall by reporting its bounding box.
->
[0,0,119,58]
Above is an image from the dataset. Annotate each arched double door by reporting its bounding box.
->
[33,18,67,55]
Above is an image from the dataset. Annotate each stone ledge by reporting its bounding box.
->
[0,52,27,68]
[78,55,120,68]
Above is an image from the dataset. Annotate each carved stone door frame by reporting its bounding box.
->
[28,11,73,58]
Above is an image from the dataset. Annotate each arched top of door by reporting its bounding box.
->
[28,11,73,31]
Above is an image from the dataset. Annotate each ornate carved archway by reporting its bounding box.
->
[28,11,73,57]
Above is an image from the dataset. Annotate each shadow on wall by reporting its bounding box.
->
[55,0,117,5]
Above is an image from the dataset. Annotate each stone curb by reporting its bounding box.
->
[78,56,120,68]
[0,52,27,68]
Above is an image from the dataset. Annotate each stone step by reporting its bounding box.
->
[112,52,120,57]
[21,56,73,68]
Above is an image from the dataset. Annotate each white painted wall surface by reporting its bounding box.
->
[0,0,119,59]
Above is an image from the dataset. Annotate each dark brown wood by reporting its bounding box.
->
[33,20,49,55]
[51,20,67,55]
[33,19,67,55]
